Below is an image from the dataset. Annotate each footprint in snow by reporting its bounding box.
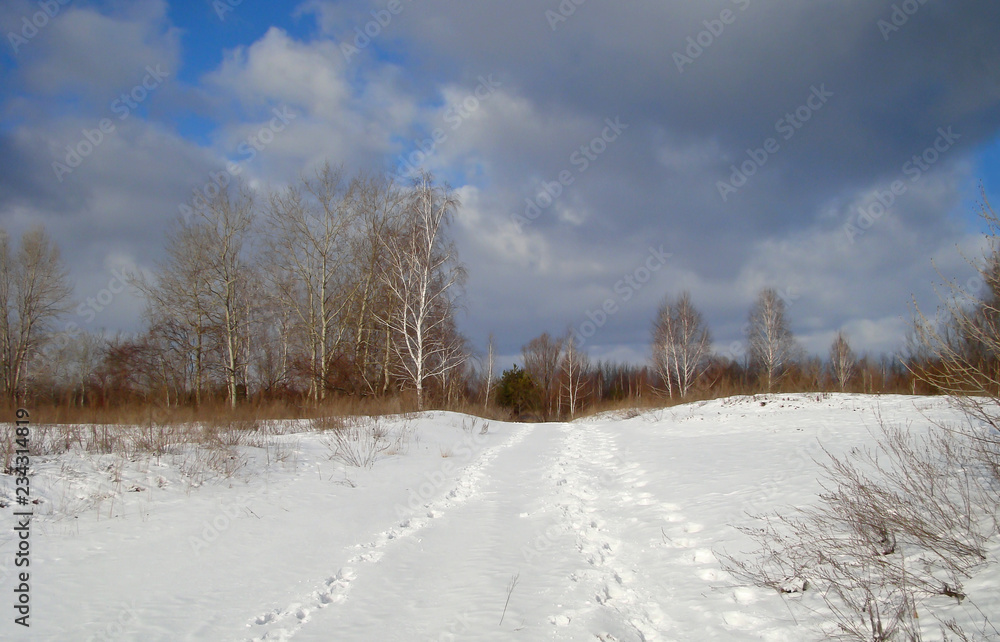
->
[312,567,356,607]
[254,611,278,625]
[349,550,383,564]
[596,581,625,604]
[334,567,357,582]
[548,614,572,626]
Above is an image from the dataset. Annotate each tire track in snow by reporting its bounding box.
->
[547,422,674,641]
[243,423,533,642]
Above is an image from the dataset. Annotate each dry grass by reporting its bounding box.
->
[316,416,412,468]
[12,394,421,427]
[0,410,308,488]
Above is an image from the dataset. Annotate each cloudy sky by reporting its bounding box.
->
[2,0,999,367]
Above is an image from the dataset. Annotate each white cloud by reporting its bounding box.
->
[206,28,350,118]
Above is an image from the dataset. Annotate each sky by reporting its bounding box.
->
[1,0,999,369]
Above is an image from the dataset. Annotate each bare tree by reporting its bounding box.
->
[652,296,678,399]
[559,330,590,418]
[134,222,216,405]
[483,332,496,411]
[0,226,73,401]
[40,330,105,405]
[433,312,471,407]
[345,172,409,394]
[651,292,712,399]
[202,185,257,407]
[377,173,466,410]
[747,287,799,392]
[522,332,563,420]
[264,163,357,403]
[244,268,293,397]
[911,202,1000,404]
[139,184,257,408]
[830,331,856,392]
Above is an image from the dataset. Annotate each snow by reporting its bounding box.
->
[0,394,995,641]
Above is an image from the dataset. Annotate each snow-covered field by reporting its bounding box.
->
[0,394,995,641]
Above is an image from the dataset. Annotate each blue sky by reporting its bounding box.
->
[2,0,1000,367]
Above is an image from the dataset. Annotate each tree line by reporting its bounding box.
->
[493,287,916,420]
[4,166,469,412]
[0,163,965,418]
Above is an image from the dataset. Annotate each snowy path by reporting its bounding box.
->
[252,418,678,642]
[245,410,816,641]
[0,394,985,641]
[246,421,538,641]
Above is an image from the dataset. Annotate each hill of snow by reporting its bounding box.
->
[0,394,995,641]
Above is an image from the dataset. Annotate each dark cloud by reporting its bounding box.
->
[1,0,998,365]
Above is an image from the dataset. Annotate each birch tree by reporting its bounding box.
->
[134,222,215,405]
[747,287,799,392]
[559,331,589,418]
[202,185,257,407]
[483,332,496,410]
[139,184,256,407]
[345,172,408,394]
[264,164,356,402]
[652,292,712,399]
[830,331,857,392]
[378,173,466,410]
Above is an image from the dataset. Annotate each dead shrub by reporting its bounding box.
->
[318,416,409,468]
[721,418,999,641]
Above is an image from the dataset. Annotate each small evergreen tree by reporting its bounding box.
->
[495,365,541,417]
